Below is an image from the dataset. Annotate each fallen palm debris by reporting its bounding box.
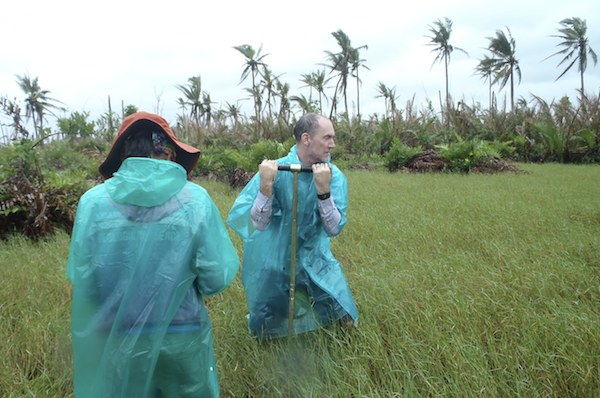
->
[405,150,449,172]
[0,171,79,239]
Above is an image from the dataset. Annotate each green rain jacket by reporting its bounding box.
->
[227,146,358,339]
[67,157,239,397]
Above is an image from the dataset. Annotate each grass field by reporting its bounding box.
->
[1,163,600,397]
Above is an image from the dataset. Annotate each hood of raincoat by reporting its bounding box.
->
[99,111,201,179]
[104,157,187,207]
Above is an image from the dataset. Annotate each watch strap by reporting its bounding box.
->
[317,192,331,200]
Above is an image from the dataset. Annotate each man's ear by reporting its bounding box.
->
[301,132,311,146]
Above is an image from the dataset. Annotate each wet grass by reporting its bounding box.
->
[2,163,600,396]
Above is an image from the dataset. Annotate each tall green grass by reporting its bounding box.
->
[2,164,600,397]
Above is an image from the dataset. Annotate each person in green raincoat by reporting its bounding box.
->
[227,113,358,339]
[67,112,239,397]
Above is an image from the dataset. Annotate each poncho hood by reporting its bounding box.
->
[99,111,200,179]
[104,157,187,207]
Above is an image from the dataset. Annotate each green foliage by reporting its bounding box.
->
[124,104,139,118]
[573,129,595,150]
[38,139,103,180]
[57,111,95,138]
[192,139,293,177]
[44,169,93,192]
[75,137,110,155]
[95,110,121,142]
[332,152,384,170]
[0,138,101,239]
[4,166,600,396]
[437,141,475,172]
[191,146,220,177]
[406,116,438,149]
[486,140,516,158]
[533,121,563,160]
[0,140,43,182]
[437,140,505,172]
[383,138,420,171]
[246,139,290,172]
[220,149,248,173]
[0,233,74,396]
[0,145,14,181]
[191,146,245,177]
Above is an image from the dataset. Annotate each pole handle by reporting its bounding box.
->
[278,164,313,173]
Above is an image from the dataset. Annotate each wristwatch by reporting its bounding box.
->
[317,192,331,200]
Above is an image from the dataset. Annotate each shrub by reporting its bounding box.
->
[39,139,102,180]
[438,140,508,173]
[246,139,290,172]
[383,138,420,171]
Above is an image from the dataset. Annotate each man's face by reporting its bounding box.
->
[306,118,336,164]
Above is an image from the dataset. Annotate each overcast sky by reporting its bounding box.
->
[1,0,599,133]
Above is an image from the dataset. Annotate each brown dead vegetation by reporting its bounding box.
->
[405,150,449,172]
[0,171,78,239]
[228,168,256,189]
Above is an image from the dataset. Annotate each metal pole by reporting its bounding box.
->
[288,168,299,337]
[277,164,311,337]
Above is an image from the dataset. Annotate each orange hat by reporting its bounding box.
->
[99,112,201,179]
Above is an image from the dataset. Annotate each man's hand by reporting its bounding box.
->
[259,159,279,197]
[312,163,332,195]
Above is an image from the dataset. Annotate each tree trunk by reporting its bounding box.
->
[356,71,361,122]
[343,80,349,122]
[319,92,323,115]
[330,78,341,120]
[510,66,514,112]
[444,53,449,128]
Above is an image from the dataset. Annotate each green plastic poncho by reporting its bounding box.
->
[67,157,239,397]
[227,145,358,339]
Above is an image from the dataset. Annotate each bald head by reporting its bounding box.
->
[293,113,325,143]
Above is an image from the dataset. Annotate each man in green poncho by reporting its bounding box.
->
[227,113,358,339]
[67,112,239,397]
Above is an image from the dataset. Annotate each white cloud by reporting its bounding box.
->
[1,0,599,131]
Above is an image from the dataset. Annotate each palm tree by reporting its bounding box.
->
[323,52,346,119]
[176,97,187,115]
[275,81,291,125]
[473,55,498,109]
[375,82,399,120]
[290,94,314,114]
[486,27,521,112]
[299,73,316,101]
[323,30,355,120]
[260,68,281,121]
[425,17,468,113]
[350,47,369,121]
[545,17,598,95]
[244,86,263,125]
[175,75,203,124]
[224,101,243,129]
[201,92,215,127]
[233,44,269,127]
[299,70,331,115]
[14,72,61,139]
[312,70,331,116]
